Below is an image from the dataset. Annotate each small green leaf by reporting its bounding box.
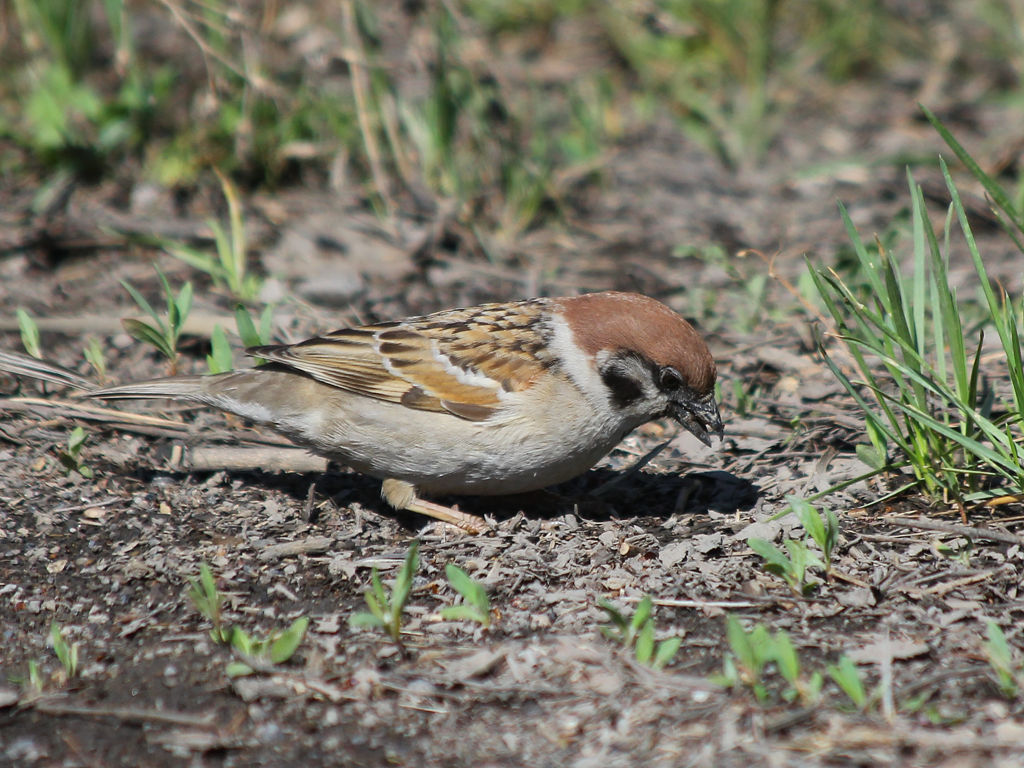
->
[747,538,792,573]
[790,498,823,547]
[27,659,43,692]
[174,281,194,331]
[68,426,87,455]
[983,620,1019,697]
[269,617,309,664]
[121,318,174,360]
[363,589,385,622]
[783,539,813,584]
[369,569,388,617]
[748,624,774,671]
[806,671,824,702]
[827,655,867,708]
[234,305,262,349]
[207,324,233,373]
[17,309,42,358]
[631,596,653,636]
[984,620,1013,670]
[726,616,757,673]
[83,337,106,379]
[443,563,490,627]
[440,605,485,623]
[390,540,420,631]
[634,620,654,665]
[855,443,886,470]
[652,637,682,670]
[772,630,800,684]
[230,626,256,655]
[167,243,221,277]
[712,654,739,688]
[51,622,73,672]
[120,279,161,324]
[445,564,487,609]
[226,661,254,678]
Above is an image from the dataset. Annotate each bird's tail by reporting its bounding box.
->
[0,349,207,402]
[84,378,206,401]
[0,349,95,391]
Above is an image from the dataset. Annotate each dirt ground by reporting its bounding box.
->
[3,4,1024,767]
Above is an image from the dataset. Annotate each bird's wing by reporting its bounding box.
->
[247,301,554,422]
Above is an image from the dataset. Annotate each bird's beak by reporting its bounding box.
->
[671,394,724,447]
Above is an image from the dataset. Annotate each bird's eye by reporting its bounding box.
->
[658,366,684,390]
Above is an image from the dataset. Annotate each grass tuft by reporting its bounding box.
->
[809,123,1024,505]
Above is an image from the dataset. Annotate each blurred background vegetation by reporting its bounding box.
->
[3,0,1023,243]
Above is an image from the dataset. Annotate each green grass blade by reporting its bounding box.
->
[390,540,420,629]
[120,279,161,325]
[923,105,1023,230]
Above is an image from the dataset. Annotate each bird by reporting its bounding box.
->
[0,291,722,532]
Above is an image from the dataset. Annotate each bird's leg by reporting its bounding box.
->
[380,478,488,534]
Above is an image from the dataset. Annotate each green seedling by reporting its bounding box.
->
[983,620,1022,699]
[17,309,42,359]
[600,595,651,647]
[747,537,823,595]
[600,596,682,670]
[50,621,78,681]
[163,170,261,301]
[714,616,823,705]
[207,324,233,374]
[186,563,309,676]
[635,619,684,670]
[187,563,230,644]
[82,337,107,381]
[120,268,193,372]
[350,540,420,642]
[934,538,973,567]
[225,617,310,678]
[731,379,757,418]
[790,497,839,570]
[855,419,888,471]
[440,564,491,628]
[234,303,274,349]
[771,628,822,703]
[58,426,94,478]
[207,304,275,373]
[26,659,44,694]
[713,616,773,701]
[826,654,868,709]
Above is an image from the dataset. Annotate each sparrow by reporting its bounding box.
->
[0,292,722,532]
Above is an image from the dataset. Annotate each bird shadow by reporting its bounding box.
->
[489,467,760,524]
[196,463,760,529]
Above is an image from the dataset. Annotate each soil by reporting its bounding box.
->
[2,4,1024,767]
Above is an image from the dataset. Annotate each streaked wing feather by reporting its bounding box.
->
[246,301,553,421]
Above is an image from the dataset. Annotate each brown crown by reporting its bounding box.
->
[557,292,716,394]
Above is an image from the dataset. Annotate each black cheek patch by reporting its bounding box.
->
[600,366,645,409]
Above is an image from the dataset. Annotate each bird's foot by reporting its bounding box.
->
[381,478,489,534]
